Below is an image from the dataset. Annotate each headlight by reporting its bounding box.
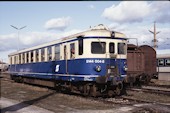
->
[124,66,128,71]
[95,65,101,72]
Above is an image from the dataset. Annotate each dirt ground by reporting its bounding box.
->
[1,73,170,113]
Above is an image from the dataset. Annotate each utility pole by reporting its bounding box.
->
[10,25,26,51]
[148,21,160,50]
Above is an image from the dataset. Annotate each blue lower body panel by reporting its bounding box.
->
[9,58,127,82]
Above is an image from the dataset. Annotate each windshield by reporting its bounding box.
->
[118,43,126,54]
[91,42,106,54]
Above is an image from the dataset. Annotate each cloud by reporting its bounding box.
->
[44,17,71,31]
[150,1,170,23]
[108,23,170,49]
[0,29,82,52]
[102,1,151,23]
[88,5,95,9]
[0,29,83,63]
[102,1,170,24]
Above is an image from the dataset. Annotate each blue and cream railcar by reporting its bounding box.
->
[9,24,127,96]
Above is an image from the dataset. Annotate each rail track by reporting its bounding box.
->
[127,85,170,96]
[1,72,170,107]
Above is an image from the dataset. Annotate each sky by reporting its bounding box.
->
[0,1,170,63]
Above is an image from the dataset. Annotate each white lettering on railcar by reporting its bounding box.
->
[86,59,105,63]
[55,65,60,72]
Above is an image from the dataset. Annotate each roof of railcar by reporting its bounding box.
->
[157,54,170,59]
[9,24,126,56]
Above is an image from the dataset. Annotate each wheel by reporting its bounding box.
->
[90,84,97,97]
[114,87,121,96]
[83,84,90,96]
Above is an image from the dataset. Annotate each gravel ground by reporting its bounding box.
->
[1,73,170,113]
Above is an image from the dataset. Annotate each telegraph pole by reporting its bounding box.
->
[148,21,160,50]
[10,25,26,51]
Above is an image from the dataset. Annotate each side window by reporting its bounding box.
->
[18,54,20,64]
[14,56,16,64]
[78,39,83,55]
[64,45,67,60]
[31,51,33,62]
[158,59,164,66]
[22,53,25,64]
[70,43,75,59]
[41,48,45,62]
[118,43,126,54]
[47,46,52,61]
[10,57,12,64]
[26,52,29,63]
[109,43,115,53]
[55,45,60,60]
[36,50,39,62]
[165,59,170,66]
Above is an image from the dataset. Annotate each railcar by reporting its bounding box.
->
[125,44,157,85]
[8,24,128,97]
[157,54,170,81]
[0,62,9,72]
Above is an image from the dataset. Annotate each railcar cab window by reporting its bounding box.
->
[158,59,164,66]
[91,42,106,54]
[118,43,126,54]
[109,43,115,53]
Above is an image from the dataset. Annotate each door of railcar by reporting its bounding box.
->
[63,43,68,74]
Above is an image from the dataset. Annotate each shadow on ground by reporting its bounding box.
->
[1,92,55,113]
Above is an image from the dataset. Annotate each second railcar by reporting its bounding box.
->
[139,45,157,82]
[125,44,156,85]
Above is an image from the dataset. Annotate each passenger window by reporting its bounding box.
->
[64,45,67,60]
[70,43,75,59]
[22,53,25,64]
[18,54,21,64]
[109,43,115,53]
[31,51,33,62]
[118,43,126,54]
[158,59,164,66]
[78,39,83,55]
[91,42,106,54]
[55,45,60,60]
[26,52,29,63]
[165,59,170,66]
[47,47,52,61]
[36,50,39,62]
[41,48,45,62]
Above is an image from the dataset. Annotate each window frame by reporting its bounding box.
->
[55,45,60,60]
[118,43,126,54]
[158,59,164,66]
[78,39,83,55]
[91,42,106,54]
[70,43,75,59]
[109,42,115,53]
